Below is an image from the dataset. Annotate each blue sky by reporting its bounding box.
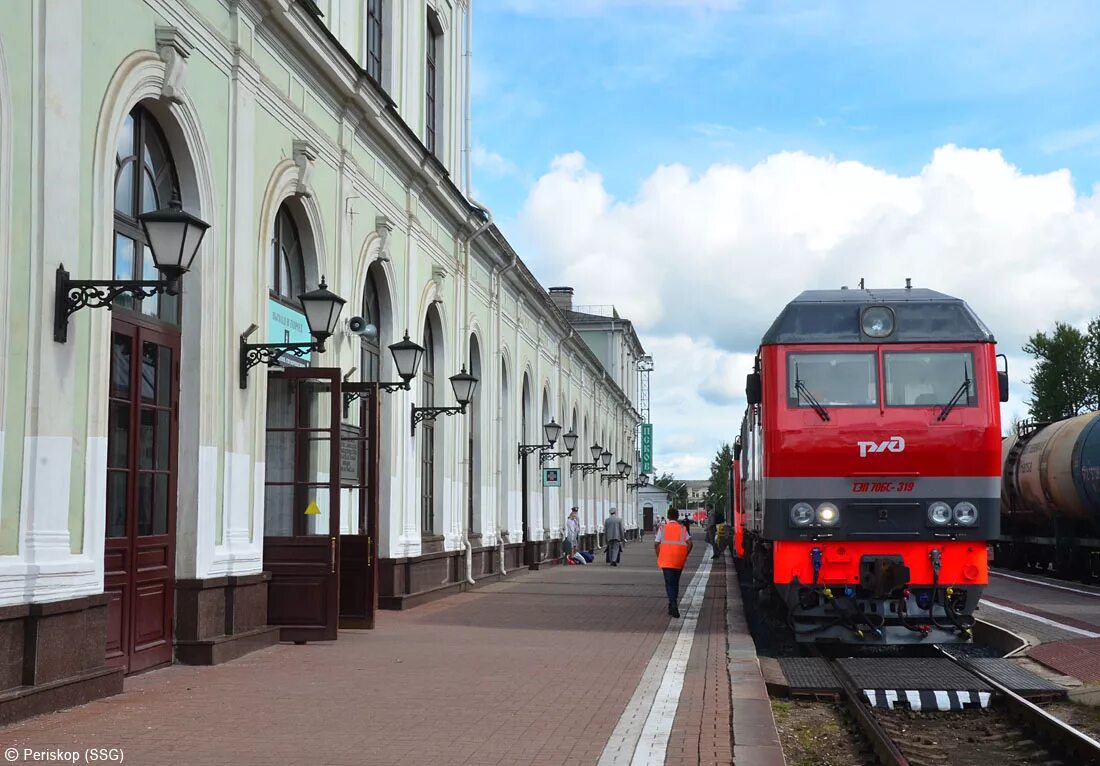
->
[473,0,1100,210]
[469,0,1100,478]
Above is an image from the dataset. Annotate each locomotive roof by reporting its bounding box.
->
[760,287,996,344]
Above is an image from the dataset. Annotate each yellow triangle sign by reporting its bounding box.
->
[304,500,321,516]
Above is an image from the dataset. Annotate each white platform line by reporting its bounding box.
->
[991,570,1100,599]
[598,555,714,766]
[979,599,1100,638]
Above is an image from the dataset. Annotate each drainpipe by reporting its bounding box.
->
[495,251,519,573]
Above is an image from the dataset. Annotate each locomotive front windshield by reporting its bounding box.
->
[884,351,976,406]
[786,352,878,407]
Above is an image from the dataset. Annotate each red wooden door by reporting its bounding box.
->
[263,368,342,642]
[104,320,179,673]
[338,383,380,628]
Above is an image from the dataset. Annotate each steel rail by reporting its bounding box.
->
[830,661,909,766]
[941,649,1100,765]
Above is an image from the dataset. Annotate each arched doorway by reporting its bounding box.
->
[468,335,482,537]
[520,372,533,567]
[104,104,182,673]
[261,198,343,642]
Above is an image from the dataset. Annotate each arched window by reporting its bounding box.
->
[270,203,304,304]
[420,321,435,535]
[113,105,179,321]
[360,272,381,382]
[468,336,482,533]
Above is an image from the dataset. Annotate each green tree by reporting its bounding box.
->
[653,472,687,507]
[1023,321,1096,421]
[703,443,734,515]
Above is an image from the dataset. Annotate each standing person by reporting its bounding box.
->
[711,511,732,560]
[563,507,580,564]
[604,507,624,566]
[704,502,717,549]
[655,508,692,617]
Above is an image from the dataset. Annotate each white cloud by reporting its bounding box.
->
[501,0,742,15]
[472,144,520,178]
[518,146,1100,476]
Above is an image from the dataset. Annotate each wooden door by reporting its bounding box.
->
[263,368,342,642]
[339,383,379,628]
[104,320,179,673]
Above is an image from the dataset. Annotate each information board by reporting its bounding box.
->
[640,423,653,473]
[267,299,311,366]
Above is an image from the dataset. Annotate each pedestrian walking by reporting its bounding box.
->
[604,507,624,566]
[655,508,692,617]
[563,507,581,564]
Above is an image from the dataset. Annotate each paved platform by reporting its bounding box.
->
[979,569,1100,685]
[0,540,778,765]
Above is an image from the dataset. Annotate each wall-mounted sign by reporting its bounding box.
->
[640,423,653,473]
[543,467,561,488]
[340,424,362,485]
[268,298,311,367]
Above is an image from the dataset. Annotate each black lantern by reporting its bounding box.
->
[54,194,210,343]
[562,429,578,453]
[411,366,480,434]
[617,460,629,475]
[342,329,428,416]
[590,443,603,462]
[239,277,348,389]
[537,424,577,466]
[601,450,612,468]
[573,442,606,475]
[521,418,564,463]
[298,278,346,351]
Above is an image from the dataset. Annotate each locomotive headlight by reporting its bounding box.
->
[953,502,978,526]
[860,306,895,338]
[928,501,952,525]
[815,502,840,526]
[790,502,814,527]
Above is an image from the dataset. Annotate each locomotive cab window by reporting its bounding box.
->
[884,351,976,407]
[786,352,878,407]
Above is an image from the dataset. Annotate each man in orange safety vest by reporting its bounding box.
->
[654,508,693,618]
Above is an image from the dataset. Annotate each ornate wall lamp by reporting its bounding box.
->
[571,443,606,475]
[602,460,631,483]
[540,428,578,465]
[55,195,210,343]
[627,473,651,491]
[342,330,425,415]
[239,278,346,389]
[410,367,478,435]
[518,418,564,463]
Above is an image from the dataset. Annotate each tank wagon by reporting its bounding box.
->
[997,411,1100,579]
[734,286,1009,644]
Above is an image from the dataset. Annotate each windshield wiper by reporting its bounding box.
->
[936,368,972,421]
[795,366,830,422]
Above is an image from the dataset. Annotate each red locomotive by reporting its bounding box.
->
[734,286,1008,643]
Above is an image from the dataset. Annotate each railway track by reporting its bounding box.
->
[831,650,1100,766]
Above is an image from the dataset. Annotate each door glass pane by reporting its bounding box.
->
[156,410,170,470]
[110,333,131,397]
[306,434,331,487]
[141,247,159,317]
[157,346,172,405]
[153,474,169,536]
[302,485,332,536]
[266,378,294,428]
[141,342,157,402]
[264,431,295,483]
[108,403,130,468]
[264,484,294,537]
[303,384,334,430]
[137,473,153,536]
[139,409,154,469]
[106,471,128,538]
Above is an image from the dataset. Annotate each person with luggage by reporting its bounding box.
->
[564,507,581,564]
[654,508,692,617]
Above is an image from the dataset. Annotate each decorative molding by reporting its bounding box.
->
[155,25,194,103]
[292,139,318,196]
[375,215,393,261]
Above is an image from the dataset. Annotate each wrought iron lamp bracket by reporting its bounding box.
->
[411,405,465,435]
[581,464,604,476]
[342,381,408,417]
[239,338,318,389]
[54,265,177,343]
[539,450,571,466]
[517,443,546,463]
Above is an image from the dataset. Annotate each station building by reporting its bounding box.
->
[0,0,645,720]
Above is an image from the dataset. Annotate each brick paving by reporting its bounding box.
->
[0,540,739,766]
